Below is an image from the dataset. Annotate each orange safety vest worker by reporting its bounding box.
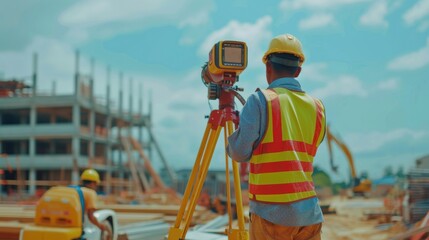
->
[248,87,326,204]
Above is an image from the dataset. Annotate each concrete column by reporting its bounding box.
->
[72,137,80,185]
[138,84,143,146]
[29,137,36,195]
[30,54,37,195]
[29,99,37,195]
[73,103,80,132]
[105,66,112,194]
[29,169,36,195]
[32,53,37,96]
[30,106,36,126]
[72,100,81,185]
[89,110,95,159]
[29,137,35,158]
[118,72,124,181]
[89,59,95,163]
[74,50,80,98]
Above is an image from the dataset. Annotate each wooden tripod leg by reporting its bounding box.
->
[226,120,249,240]
[181,124,222,238]
[223,123,233,231]
[167,122,222,240]
[168,123,211,239]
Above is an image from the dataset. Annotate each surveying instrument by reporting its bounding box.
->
[168,41,249,240]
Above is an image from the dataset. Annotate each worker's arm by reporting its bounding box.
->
[87,208,108,231]
[85,191,112,236]
[227,92,264,162]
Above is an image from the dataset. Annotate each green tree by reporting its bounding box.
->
[396,166,405,179]
[383,165,394,177]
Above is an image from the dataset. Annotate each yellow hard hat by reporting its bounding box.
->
[81,169,100,184]
[262,34,305,66]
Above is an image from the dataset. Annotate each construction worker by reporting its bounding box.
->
[227,34,326,240]
[80,169,112,239]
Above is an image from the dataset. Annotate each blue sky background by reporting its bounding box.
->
[1,0,428,182]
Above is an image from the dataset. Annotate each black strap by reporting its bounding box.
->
[269,55,299,67]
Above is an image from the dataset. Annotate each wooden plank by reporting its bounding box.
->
[116,213,163,225]
[0,221,28,232]
[0,211,34,223]
[129,137,166,189]
[0,221,29,240]
[120,137,149,194]
[100,204,205,216]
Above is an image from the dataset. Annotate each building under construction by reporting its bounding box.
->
[0,52,176,199]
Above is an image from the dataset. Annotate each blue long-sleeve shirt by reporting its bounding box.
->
[227,77,323,226]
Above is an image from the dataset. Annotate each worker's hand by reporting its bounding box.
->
[100,223,113,240]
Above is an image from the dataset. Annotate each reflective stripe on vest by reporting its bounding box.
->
[249,88,325,204]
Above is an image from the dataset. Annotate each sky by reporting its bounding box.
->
[1,0,429,183]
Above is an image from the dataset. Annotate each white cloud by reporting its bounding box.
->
[387,37,429,70]
[360,0,389,27]
[179,36,195,46]
[303,63,398,98]
[346,129,429,153]
[311,75,368,99]
[375,78,398,91]
[300,63,329,82]
[198,16,273,70]
[0,37,76,93]
[280,0,369,10]
[299,13,335,30]
[59,0,214,42]
[178,10,211,28]
[403,0,429,25]
[280,0,369,32]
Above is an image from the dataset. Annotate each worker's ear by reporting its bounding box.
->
[294,67,301,78]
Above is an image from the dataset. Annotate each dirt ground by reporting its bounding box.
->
[321,197,407,240]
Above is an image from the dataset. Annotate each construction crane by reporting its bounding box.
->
[326,125,372,196]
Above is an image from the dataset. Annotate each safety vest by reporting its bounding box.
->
[249,87,326,204]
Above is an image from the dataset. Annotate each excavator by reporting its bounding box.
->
[326,126,372,196]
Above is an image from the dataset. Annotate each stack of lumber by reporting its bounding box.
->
[408,168,429,223]
[99,203,218,225]
[0,204,35,223]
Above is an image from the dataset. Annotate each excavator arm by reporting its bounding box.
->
[326,126,357,178]
[325,126,371,195]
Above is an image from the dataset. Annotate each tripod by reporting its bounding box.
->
[168,82,249,240]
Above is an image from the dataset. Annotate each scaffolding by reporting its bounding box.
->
[0,52,176,199]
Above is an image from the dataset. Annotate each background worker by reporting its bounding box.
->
[80,169,113,239]
[227,34,326,240]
